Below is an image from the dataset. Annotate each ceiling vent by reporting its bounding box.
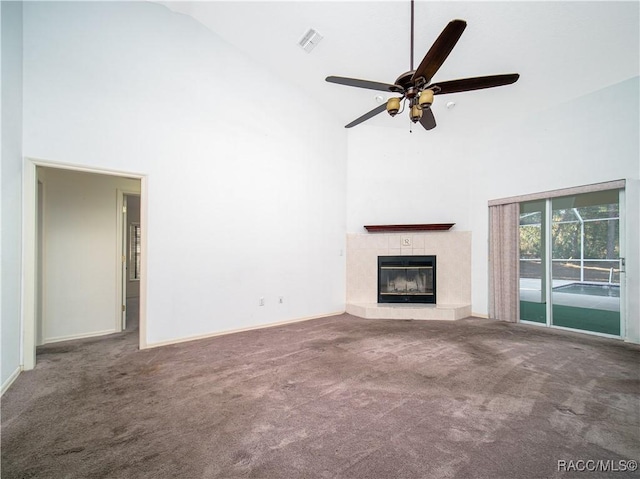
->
[298,28,323,53]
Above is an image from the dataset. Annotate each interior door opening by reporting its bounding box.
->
[32,165,143,353]
[23,160,147,371]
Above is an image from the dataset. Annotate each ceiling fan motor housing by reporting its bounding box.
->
[395,71,417,89]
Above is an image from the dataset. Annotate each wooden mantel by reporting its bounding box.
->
[364,223,455,233]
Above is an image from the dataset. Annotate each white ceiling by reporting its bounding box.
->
[160,1,639,131]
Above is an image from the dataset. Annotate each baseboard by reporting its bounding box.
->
[472,312,489,319]
[44,328,117,344]
[1,366,22,396]
[143,311,346,350]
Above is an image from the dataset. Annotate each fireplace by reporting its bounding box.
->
[378,256,436,304]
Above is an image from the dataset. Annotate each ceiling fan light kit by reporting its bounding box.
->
[418,89,434,109]
[410,104,423,122]
[386,97,401,116]
[325,0,519,131]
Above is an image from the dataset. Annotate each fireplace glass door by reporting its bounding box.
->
[378,256,436,304]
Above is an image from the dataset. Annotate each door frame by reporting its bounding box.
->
[22,158,148,371]
[519,188,625,339]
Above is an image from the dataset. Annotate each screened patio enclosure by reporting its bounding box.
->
[519,189,621,336]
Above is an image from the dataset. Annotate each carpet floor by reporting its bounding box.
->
[2,314,639,479]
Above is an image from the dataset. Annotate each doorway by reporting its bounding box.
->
[23,159,146,370]
[519,189,623,336]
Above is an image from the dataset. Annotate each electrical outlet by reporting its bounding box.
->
[259,297,265,306]
[401,236,412,247]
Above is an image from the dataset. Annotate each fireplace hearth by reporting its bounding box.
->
[378,256,436,304]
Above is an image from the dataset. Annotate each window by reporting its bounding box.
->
[129,223,141,281]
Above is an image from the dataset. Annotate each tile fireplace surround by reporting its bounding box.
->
[346,231,472,320]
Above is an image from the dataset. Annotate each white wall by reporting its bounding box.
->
[625,179,640,344]
[1,1,23,391]
[38,167,140,342]
[22,2,347,346]
[347,125,471,232]
[347,77,640,342]
[468,77,639,322]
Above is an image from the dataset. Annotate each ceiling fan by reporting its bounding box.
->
[325,0,519,131]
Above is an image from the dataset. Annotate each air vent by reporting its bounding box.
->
[298,28,323,53]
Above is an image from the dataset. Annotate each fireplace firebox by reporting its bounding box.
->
[378,256,436,304]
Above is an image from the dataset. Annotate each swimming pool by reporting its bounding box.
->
[553,283,620,298]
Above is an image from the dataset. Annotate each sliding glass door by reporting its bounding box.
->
[519,190,621,336]
[550,191,621,335]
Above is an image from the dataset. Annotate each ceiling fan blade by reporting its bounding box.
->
[326,76,404,93]
[419,108,436,130]
[429,74,520,95]
[411,19,467,85]
[345,103,388,128]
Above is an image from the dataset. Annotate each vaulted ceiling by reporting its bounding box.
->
[160,1,639,132]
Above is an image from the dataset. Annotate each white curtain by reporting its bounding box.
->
[488,203,520,322]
